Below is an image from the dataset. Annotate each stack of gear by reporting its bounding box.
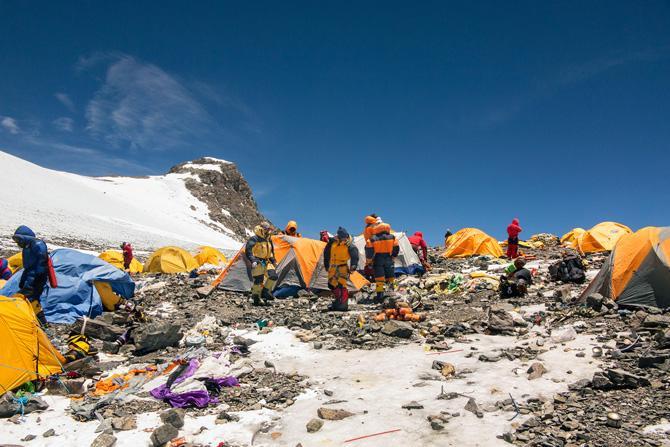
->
[373,302,425,322]
[549,255,586,284]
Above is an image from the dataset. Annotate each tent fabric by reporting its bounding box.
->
[580,227,670,308]
[573,222,632,253]
[7,252,23,273]
[145,247,199,273]
[98,250,144,273]
[443,228,503,258]
[0,249,135,324]
[561,228,586,248]
[0,295,65,392]
[352,232,424,275]
[216,235,369,293]
[193,246,228,267]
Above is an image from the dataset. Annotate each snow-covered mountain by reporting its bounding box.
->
[0,151,267,251]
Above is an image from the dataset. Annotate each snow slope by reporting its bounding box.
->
[0,150,242,251]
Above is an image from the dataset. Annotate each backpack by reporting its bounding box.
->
[549,256,585,284]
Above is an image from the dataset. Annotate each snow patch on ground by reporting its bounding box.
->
[0,327,605,447]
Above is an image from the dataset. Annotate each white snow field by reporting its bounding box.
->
[3,326,605,447]
[0,150,241,251]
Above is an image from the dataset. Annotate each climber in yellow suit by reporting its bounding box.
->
[323,227,359,311]
[245,222,278,306]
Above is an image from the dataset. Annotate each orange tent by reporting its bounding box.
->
[443,228,503,258]
[573,222,632,253]
[0,295,65,392]
[214,235,368,293]
[581,227,670,308]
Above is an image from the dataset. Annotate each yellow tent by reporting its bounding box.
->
[574,222,633,253]
[443,228,504,258]
[145,247,199,273]
[98,250,144,273]
[561,228,586,248]
[193,246,228,267]
[0,295,65,392]
[7,252,23,273]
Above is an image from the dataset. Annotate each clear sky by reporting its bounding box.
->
[1,1,669,244]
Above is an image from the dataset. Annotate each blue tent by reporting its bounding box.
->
[0,249,135,324]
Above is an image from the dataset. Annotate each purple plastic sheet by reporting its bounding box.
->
[150,359,239,408]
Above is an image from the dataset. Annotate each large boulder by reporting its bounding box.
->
[133,322,183,354]
[381,320,413,339]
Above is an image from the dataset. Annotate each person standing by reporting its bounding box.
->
[506,218,522,259]
[121,242,134,270]
[323,227,359,311]
[245,222,278,306]
[12,225,49,325]
[283,220,301,237]
[365,223,399,303]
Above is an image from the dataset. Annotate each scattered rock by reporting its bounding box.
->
[90,433,117,447]
[464,398,483,418]
[317,407,354,421]
[306,418,324,433]
[111,416,137,431]
[134,322,183,354]
[402,401,424,410]
[160,408,185,429]
[150,424,179,447]
[527,362,547,380]
[381,320,414,338]
[21,434,37,442]
[42,429,56,438]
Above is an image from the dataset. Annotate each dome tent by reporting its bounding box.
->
[0,249,135,324]
[443,228,503,258]
[145,246,199,273]
[580,227,670,309]
[99,250,144,273]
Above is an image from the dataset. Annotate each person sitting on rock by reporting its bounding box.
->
[246,222,278,306]
[323,227,359,312]
[500,257,532,298]
[0,258,12,280]
[12,225,49,325]
[283,220,301,237]
[365,222,399,303]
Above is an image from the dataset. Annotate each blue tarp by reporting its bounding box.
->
[0,248,135,324]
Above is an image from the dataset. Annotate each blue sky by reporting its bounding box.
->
[1,1,669,244]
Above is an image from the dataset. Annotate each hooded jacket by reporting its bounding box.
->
[13,225,48,292]
[408,231,428,260]
[507,219,522,239]
[245,225,276,265]
[283,220,301,237]
[0,259,11,280]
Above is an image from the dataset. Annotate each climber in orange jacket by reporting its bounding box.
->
[283,220,301,237]
[365,223,399,303]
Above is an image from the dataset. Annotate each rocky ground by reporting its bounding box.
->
[2,240,669,447]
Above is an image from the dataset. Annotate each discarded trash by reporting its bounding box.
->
[550,326,577,343]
